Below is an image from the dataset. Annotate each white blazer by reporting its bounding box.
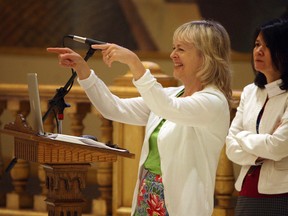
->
[226,80,288,194]
[79,70,230,216]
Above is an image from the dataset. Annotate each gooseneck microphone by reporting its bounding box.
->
[67,35,106,45]
[42,35,105,128]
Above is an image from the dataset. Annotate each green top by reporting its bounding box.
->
[143,88,184,175]
[143,119,166,174]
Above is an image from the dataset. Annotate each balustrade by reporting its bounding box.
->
[0,62,241,216]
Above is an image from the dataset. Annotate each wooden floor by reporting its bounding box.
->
[0,209,95,216]
[0,209,47,216]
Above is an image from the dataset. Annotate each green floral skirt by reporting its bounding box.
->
[134,170,169,216]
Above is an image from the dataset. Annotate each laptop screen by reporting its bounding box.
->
[27,73,45,135]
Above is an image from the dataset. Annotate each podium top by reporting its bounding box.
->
[1,114,134,164]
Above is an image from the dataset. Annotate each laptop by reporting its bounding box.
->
[27,73,45,135]
[26,73,128,152]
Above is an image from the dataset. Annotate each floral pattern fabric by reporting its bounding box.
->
[134,171,169,216]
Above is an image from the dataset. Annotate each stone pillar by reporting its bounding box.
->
[110,61,177,216]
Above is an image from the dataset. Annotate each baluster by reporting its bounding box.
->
[213,148,235,216]
[213,92,241,216]
[33,164,49,212]
[34,101,56,211]
[6,100,33,209]
[67,101,92,214]
[41,100,57,134]
[92,110,113,216]
[67,102,91,137]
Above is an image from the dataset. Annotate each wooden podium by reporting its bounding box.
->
[0,114,134,216]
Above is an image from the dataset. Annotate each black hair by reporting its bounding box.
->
[252,18,288,89]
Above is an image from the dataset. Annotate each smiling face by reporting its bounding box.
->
[170,40,203,84]
[253,32,280,82]
[169,20,232,98]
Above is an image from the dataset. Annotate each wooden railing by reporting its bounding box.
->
[0,62,241,216]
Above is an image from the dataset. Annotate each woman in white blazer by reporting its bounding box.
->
[226,18,288,215]
[47,20,232,216]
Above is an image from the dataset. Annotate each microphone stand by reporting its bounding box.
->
[42,47,96,133]
[5,47,96,175]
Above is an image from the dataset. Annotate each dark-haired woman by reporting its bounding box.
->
[226,18,288,216]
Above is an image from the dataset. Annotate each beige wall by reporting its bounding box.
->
[0,50,253,89]
[0,0,253,88]
[133,0,202,52]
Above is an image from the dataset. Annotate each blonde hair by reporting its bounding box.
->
[173,20,232,105]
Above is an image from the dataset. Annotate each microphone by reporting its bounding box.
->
[67,35,106,45]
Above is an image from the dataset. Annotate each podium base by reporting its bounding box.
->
[6,192,33,209]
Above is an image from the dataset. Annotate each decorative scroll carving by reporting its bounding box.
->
[43,164,90,216]
[44,164,87,196]
[4,113,36,135]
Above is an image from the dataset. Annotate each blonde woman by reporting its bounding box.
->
[48,20,232,216]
